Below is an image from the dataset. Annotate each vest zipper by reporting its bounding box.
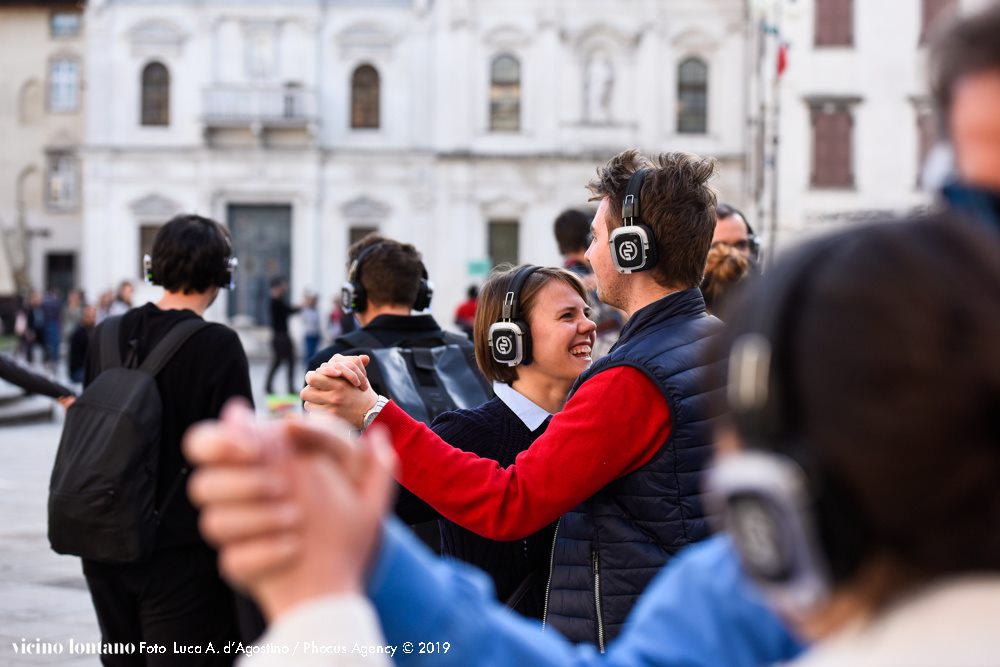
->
[593,549,606,653]
[541,519,560,629]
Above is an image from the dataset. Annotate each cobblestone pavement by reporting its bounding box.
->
[0,362,297,666]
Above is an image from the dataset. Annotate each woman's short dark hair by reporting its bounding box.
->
[473,265,589,385]
[151,214,233,294]
[729,215,1000,585]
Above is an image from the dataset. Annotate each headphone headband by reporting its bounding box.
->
[622,168,649,225]
[502,265,540,322]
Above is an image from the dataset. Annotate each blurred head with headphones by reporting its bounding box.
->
[340,233,432,327]
[707,216,1000,641]
[928,3,1000,232]
[583,150,718,316]
[143,214,237,300]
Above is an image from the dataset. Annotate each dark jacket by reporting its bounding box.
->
[545,288,726,648]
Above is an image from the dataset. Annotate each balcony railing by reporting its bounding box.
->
[202,86,318,126]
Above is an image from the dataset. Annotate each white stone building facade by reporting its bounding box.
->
[745,0,990,252]
[81,0,748,329]
[0,2,86,305]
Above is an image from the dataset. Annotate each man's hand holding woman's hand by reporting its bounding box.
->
[301,354,378,428]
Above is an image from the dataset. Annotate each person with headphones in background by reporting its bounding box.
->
[307,233,478,553]
[76,214,257,663]
[306,233,441,371]
[291,150,726,648]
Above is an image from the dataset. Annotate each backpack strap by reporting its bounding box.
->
[138,319,211,376]
[99,316,124,371]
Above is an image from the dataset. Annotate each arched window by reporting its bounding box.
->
[141,62,170,126]
[351,64,380,129]
[677,58,708,134]
[489,54,520,132]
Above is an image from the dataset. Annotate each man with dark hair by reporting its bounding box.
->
[553,208,593,263]
[712,203,759,261]
[299,150,726,645]
[306,233,445,370]
[81,213,253,663]
[931,2,1000,233]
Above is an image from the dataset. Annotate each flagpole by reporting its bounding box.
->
[768,0,783,266]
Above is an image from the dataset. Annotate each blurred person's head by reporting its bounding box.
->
[270,277,287,297]
[474,265,596,391]
[466,285,479,301]
[80,305,97,328]
[342,234,430,326]
[700,242,751,315]
[713,203,759,260]
[931,3,1000,191]
[150,214,233,299]
[712,216,1000,643]
[554,209,593,259]
[584,150,717,313]
[117,280,134,304]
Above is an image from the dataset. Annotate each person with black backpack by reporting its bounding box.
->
[49,214,254,665]
[307,233,491,550]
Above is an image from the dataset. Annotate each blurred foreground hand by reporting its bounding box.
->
[183,399,396,620]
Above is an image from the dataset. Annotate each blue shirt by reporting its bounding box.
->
[368,519,804,666]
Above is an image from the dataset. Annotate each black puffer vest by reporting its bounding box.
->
[543,288,726,648]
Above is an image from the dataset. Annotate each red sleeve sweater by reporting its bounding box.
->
[374,366,672,540]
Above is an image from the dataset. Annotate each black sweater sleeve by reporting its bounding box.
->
[0,353,74,398]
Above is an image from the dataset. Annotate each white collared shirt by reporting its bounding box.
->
[492,381,552,431]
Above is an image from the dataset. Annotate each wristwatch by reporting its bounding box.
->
[362,395,390,432]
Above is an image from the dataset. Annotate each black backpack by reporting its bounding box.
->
[333,329,493,426]
[48,316,208,563]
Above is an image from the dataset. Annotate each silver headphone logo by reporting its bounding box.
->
[496,336,513,356]
[620,240,638,262]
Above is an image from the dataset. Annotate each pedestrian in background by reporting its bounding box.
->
[265,277,299,395]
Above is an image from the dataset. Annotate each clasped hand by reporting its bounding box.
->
[182,400,396,621]
[301,354,378,428]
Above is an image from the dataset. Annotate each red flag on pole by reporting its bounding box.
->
[777,42,788,77]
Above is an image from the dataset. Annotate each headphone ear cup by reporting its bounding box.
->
[143,254,155,286]
[352,282,368,313]
[610,224,657,273]
[413,279,432,311]
[488,320,530,366]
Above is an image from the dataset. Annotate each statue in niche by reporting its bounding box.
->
[584,51,614,124]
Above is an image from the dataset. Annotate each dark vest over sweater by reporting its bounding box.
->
[544,288,726,648]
